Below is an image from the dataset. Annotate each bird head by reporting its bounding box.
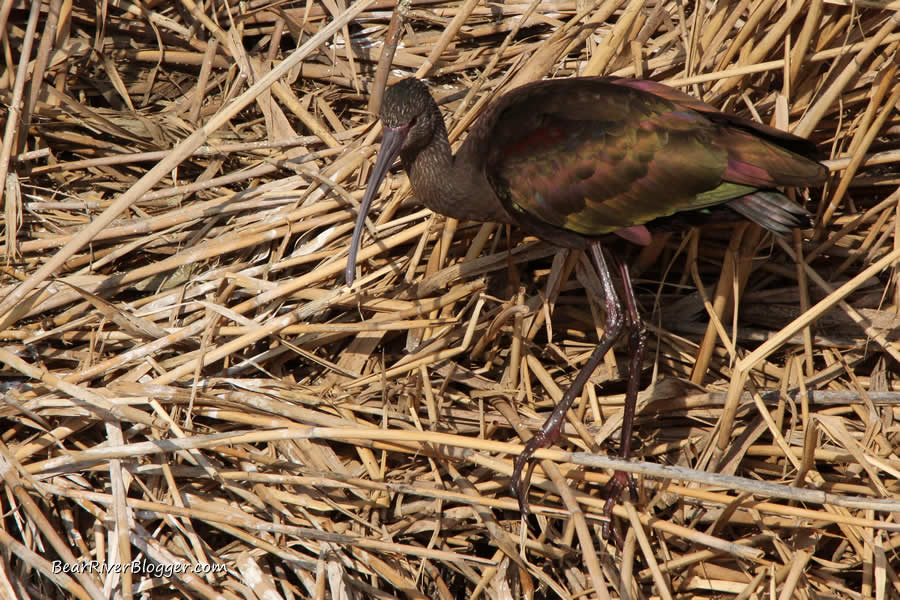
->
[345,78,439,285]
[380,78,440,154]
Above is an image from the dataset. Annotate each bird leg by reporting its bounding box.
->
[599,259,647,542]
[510,242,625,515]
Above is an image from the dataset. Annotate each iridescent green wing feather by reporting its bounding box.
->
[469,78,825,237]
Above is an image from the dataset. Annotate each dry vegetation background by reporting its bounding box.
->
[2,0,900,598]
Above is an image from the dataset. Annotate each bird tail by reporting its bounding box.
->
[726,191,812,234]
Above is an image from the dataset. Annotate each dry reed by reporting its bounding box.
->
[1,0,899,598]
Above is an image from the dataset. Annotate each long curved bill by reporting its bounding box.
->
[345,126,409,285]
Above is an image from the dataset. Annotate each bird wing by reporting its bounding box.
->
[610,77,826,186]
[471,78,823,236]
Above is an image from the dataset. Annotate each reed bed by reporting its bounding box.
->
[2,0,900,598]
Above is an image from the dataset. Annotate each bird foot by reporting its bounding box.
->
[510,433,553,515]
[600,470,637,545]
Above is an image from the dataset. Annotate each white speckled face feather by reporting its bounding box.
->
[380,79,432,127]
[380,79,445,156]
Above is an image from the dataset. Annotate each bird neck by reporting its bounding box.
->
[402,122,512,225]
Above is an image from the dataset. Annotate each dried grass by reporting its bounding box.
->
[2,0,900,598]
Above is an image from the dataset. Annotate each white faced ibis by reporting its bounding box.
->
[345,76,827,527]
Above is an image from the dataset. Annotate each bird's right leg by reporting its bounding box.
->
[509,242,625,514]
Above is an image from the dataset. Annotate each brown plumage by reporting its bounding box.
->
[345,76,827,528]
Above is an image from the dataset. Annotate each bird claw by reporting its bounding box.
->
[510,436,546,515]
[514,444,637,549]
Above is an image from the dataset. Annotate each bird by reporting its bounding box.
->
[344,76,828,527]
